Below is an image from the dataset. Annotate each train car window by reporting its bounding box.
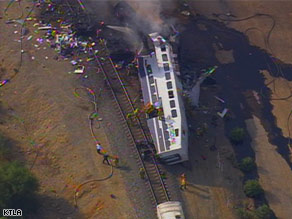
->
[175,128,179,136]
[161,45,166,52]
[167,81,173,89]
[164,131,170,140]
[163,63,170,71]
[168,91,174,99]
[149,76,154,84]
[165,72,171,80]
[171,110,178,118]
[170,100,176,108]
[146,64,152,75]
[162,54,168,62]
[152,94,157,102]
[150,85,156,94]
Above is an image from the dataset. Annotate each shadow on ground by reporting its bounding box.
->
[164,14,291,216]
[0,102,83,218]
[179,14,292,172]
[29,195,83,219]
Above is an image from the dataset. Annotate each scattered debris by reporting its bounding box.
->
[217,108,229,118]
[70,60,78,65]
[27,35,33,40]
[74,66,85,74]
[252,91,261,104]
[38,26,52,30]
[202,66,218,76]
[0,80,9,87]
[181,11,191,16]
[214,96,225,103]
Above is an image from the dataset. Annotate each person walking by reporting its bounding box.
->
[139,167,146,179]
[96,143,103,155]
[103,153,110,165]
[180,173,186,190]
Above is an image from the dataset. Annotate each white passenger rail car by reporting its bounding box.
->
[138,33,188,165]
[157,201,185,219]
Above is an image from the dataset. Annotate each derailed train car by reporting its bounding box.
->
[138,33,188,165]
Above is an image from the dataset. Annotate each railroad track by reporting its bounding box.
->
[40,0,171,206]
[92,43,171,205]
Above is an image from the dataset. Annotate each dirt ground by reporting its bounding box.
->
[167,86,249,219]
[246,116,292,219]
[1,0,292,219]
[0,1,153,218]
[186,1,292,218]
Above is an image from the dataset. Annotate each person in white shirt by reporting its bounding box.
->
[96,143,103,155]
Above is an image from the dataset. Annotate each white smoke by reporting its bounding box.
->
[107,25,144,54]
[126,0,164,32]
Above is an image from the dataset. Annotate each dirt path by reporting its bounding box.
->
[246,116,292,219]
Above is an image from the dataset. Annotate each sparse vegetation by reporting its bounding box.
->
[236,205,273,219]
[239,157,256,173]
[0,133,39,213]
[236,208,254,219]
[230,127,245,144]
[244,180,264,198]
[255,204,272,219]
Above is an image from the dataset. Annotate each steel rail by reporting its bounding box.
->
[91,51,158,202]
[54,0,170,206]
[92,46,170,204]
[106,50,170,202]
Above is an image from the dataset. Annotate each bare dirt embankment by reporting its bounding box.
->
[246,116,292,219]
[0,1,153,218]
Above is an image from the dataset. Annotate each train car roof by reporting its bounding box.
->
[138,33,186,154]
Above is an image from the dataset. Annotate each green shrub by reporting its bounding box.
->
[236,208,255,219]
[255,205,272,219]
[244,180,264,198]
[239,157,256,172]
[0,161,39,213]
[230,127,245,144]
[236,205,273,219]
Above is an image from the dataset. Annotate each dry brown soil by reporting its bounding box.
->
[1,1,292,219]
[0,1,150,218]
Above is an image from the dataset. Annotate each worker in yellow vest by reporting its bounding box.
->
[180,173,187,190]
[139,167,146,179]
[127,108,140,120]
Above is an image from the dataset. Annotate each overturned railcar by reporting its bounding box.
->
[138,33,188,165]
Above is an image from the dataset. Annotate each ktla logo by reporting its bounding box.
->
[2,209,22,217]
